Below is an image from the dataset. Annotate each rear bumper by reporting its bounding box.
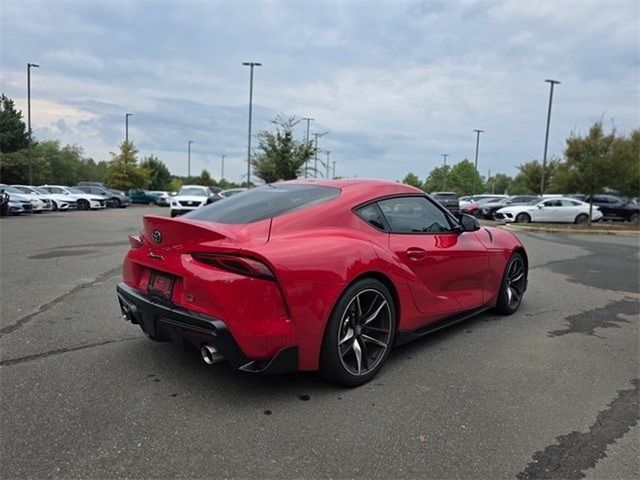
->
[116,282,298,374]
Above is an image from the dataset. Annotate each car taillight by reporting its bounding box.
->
[128,233,144,249]
[192,254,275,281]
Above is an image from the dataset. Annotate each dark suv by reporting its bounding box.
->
[578,194,639,222]
[430,192,460,216]
[75,185,131,208]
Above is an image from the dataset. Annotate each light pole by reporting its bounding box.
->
[472,129,483,196]
[221,154,225,179]
[302,117,314,178]
[188,140,193,178]
[441,153,449,190]
[332,160,336,179]
[27,62,39,185]
[540,79,561,196]
[125,113,133,143]
[242,62,262,188]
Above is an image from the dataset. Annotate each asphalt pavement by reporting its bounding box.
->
[1,206,638,479]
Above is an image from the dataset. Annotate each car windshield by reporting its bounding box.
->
[5,186,25,194]
[186,184,340,224]
[179,187,209,196]
[526,199,541,205]
[68,187,85,194]
[33,187,49,195]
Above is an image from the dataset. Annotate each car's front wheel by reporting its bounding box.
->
[575,213,589,224]
[515,213,531,223]
[77,199,90,210]
[495,252,527,315]
[320,278,396,387]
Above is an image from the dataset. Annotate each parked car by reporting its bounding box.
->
[147,191,171,206]
[2,191,33,215]
[580,194,640,223]
[11,185,76,211]
[459,194,507,207]
[75,185,131,208]
[460,196,509,217]
[495,197,603,224]
[0,188,9,216]
[1,185,52,213]
[39,185,107,210]
[430,192,460,216]
[205,187,225,205]
[479,195,540,220]
[117,179,528,386]
[128,189,161,205]
[170,185,212,216]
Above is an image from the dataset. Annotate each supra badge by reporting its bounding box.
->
[152,230,162,244]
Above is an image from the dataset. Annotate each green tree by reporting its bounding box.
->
[168,178,182,193]
[140,155,171,190]
[515,159,560,194]
[608,129,640,198]
[401,172,423,189]
[423,165,451,193]
[106,141,148,190]
[252,116,314,183]
[196,169,215,186]
[0,94,28,153]
[447,159,484,195]
[484,173,512,194]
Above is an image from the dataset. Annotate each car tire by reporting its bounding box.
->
[51,201,58,211]
[515,213,531,223]
[320,278,396,387]
[494,252,527,315]
[170,211,178,217]
[77,199,90,210]
[574,213,589,224]
[629,213,639,223]
[112,198,121,208]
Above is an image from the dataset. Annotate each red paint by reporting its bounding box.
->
[120,179,526,371]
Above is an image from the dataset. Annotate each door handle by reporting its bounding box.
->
[406,248,427,261]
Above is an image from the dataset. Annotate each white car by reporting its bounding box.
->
[170,185,211,217]
[11,185,77,211]
[39,185,107,210]
[495,197,603,224]
[148,190,171,206]
[2,185,52,212]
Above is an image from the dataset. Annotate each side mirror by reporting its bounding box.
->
[459,213,480,232]
[537,204,544,209]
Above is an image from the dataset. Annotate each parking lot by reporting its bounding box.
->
[1,206,638,479]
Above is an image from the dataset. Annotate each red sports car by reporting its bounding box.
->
[117,179,527,386]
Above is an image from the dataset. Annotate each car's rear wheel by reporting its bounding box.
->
[77,199,90,210]
[320,278,396,387]
[575,213,589,224]
[629,213,639,223]
[515,213,531,223]
[495,252,527,315]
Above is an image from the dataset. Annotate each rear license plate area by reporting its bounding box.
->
[147,270,175,300]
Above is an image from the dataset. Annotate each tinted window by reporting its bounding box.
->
[543,200,562,207]
[186,184,340,224]
[378,196,453,233]
[356,204,386,230]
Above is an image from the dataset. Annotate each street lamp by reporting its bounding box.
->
[325,151,331,178]
[125,113,133,143]
[242,62,262,188]
[540,79,561,195]
[27,62,39,185]
[472,129,483,196]
[302,117,314,178]
[312,132,327,178]
[221,154,225,179]
[332,160,336,179]
[442,153,449,190]
[188,140,193,178]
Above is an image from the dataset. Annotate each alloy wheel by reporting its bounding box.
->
[505,256,526,309]
[337,288,392,376]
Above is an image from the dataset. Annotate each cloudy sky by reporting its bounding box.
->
[1,0,638,183]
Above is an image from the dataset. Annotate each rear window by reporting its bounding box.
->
[185,184,340,224]
[432,193,458,199]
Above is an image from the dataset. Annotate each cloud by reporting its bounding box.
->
[0,0,638,183]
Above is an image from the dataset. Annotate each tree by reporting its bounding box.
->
[423,165,451,193]
[106,141,148,190]
[557,122,617,224]
[168,178,182,193]
[515,159,560,194]
[446,159,484,195]
[140,155,171,190]
[252,116,314,183]
[196,169,214,186]
[484,173,512,194]
[608,129,640,198]
[401,172,423,189]
[0,94,28,153]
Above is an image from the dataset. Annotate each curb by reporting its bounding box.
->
[501,224,640,236]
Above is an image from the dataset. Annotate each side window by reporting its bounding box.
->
[378,197,453,233]
[543,200,561,207]
[560,199,576,207]
[356,204,387,231]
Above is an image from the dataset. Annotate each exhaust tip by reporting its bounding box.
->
[200,345,222,365]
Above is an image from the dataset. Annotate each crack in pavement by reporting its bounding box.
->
[548,298,638,338]
[517,379,640,480]
[0,266,122,338]
[0,337,139,367]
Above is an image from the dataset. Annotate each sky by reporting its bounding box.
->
[1,0,638,184]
